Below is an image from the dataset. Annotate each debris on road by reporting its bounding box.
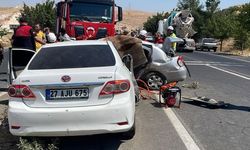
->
[182,81,199,89]
[182,96,225,108]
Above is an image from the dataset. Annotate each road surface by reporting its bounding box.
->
[0,50,249,150]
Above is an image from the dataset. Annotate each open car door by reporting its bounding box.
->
[8,48,35,84]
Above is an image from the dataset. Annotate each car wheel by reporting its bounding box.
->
[213,48,217,52]
[145,72,166,90]
[122,122,136,140]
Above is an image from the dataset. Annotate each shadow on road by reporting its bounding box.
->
[59,134,125,150]
[183,100,250,112]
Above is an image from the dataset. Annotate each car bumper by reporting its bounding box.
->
[164,66,187,82]
[202,46,217,49]
[8,97,134,137]
[146,64,187,83]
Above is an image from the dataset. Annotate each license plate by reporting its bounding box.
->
[46,88,89,100]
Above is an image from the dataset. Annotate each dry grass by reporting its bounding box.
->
[116,10,154,30]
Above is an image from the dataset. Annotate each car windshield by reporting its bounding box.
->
[70,2,113,23]
[28,45,116,70]
[203,38,216,43]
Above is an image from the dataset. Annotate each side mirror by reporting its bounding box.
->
[115,6,123,22]
[122,54,133,72]
[118,7,123,21]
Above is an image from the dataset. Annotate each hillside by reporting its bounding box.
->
[117,10,154,30]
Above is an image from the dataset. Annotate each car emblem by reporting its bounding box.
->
[61,75,71,82]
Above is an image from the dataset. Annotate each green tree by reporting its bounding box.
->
[206,12,236,51]
[20,0,56,31]
[177,0,201,10]
[143,13,167,35]
[233,3,250,50]
[206,0,220,13]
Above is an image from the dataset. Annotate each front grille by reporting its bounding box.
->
[74,26,84,37]
[96,28,108,39]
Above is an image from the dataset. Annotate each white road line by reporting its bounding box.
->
[207,65,250,80]
[151,94,201,150]
[195,51,250,63]
[163,108,200,150]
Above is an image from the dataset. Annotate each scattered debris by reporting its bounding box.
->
[182,81,199,89]
[17,137,59,150]
[183,96,225,108]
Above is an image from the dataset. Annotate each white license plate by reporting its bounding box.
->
[46,88,89,100]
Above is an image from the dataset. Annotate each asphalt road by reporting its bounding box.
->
[0,50,250,150]
[177,51,250,150]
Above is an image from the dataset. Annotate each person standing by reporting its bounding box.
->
[12,17,36,50]
[44,27,57,43]
[59,28,71,42]
[138,30,147,41]
[162,26,177,55]
[34,24,46,51]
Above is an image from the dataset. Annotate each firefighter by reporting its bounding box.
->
[12,17,36,50]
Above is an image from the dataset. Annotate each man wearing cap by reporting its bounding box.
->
[12,17,36,50]
[138,30,147,41]
[162,26,177,55]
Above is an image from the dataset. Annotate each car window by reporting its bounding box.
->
[28,45,116,70]
[203,38,216,43]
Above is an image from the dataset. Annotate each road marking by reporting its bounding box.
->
[207,65,250,80]
[195,51,250,63]
[151,94,200,150]
[163,108,200,150]
[185,61,244,67]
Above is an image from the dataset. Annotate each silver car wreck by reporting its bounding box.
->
[136,41,187,90]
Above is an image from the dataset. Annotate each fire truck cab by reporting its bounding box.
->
[56,0,122,40]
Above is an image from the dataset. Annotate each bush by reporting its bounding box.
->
[20,0,56,32]
[143,13,168,35]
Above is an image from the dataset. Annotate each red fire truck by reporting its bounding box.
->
[56,0,123,40]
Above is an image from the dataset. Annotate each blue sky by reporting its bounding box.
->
[0,0,249,12]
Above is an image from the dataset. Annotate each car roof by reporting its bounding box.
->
[43,40,109,48]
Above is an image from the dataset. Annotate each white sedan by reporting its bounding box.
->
[7,41,136,138]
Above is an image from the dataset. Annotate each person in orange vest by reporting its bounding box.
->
[12,17,36,50]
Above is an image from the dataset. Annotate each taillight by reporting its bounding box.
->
[99,80,130,96]
[177,56,184,67]
[8,85,35,98]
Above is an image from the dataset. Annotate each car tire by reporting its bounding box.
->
[213,48,217,52]
[122,121,136,140]
[144,72,166,90]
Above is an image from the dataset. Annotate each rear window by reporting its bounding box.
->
[203,39,216,43]
[28,45,116,70]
